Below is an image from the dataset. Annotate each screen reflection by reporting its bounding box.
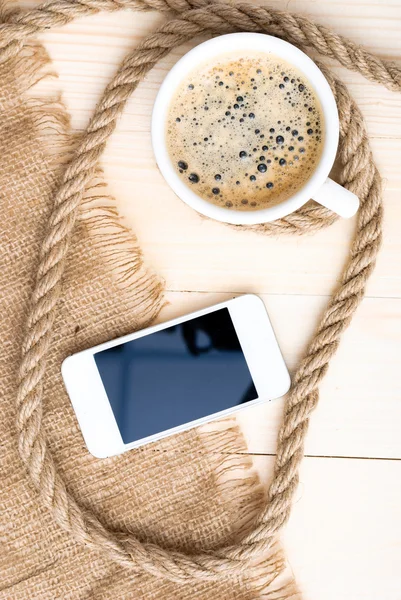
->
[94,308,257,444]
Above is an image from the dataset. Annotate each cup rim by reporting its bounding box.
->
[151,32,339,225]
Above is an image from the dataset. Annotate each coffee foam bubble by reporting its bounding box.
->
[166,52,324,211]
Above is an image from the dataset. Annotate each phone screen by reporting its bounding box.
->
[94,308,257,444]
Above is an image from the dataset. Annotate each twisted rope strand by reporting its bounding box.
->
[11,0,388,584]
[1,0,400,93]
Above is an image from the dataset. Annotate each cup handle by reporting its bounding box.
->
[311,177,359,218]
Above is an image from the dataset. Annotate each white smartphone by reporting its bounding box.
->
[62,294,290,458]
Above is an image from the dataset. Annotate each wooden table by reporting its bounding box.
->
[36,1,401,597]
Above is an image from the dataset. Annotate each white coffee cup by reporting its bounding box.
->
[152,33,359,225]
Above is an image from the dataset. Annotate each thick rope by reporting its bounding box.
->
[1,0,400,92]
[10,0,390,584]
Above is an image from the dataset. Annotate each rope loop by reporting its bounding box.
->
[9,0,393,583]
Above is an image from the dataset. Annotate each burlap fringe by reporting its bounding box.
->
[14,27,297,600]
[199,419,300,599]
[79,183,166,326]
[18,40,165,326]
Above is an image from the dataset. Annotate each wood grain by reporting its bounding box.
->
[32,1,401,597]
[159,291,401,460]
[254,454,401,600]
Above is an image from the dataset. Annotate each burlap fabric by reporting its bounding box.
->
[0,32,279,600]
[1,0,399,598]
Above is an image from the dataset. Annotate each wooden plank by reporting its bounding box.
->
[35,4,401,138]
[252,454,401,600]
[33,3,401,302]
[27,4,401,599]
[159,291,401,459]
[110,181,401,299]
[33,3,401,456]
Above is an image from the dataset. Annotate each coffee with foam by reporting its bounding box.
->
[166,52,324,211]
